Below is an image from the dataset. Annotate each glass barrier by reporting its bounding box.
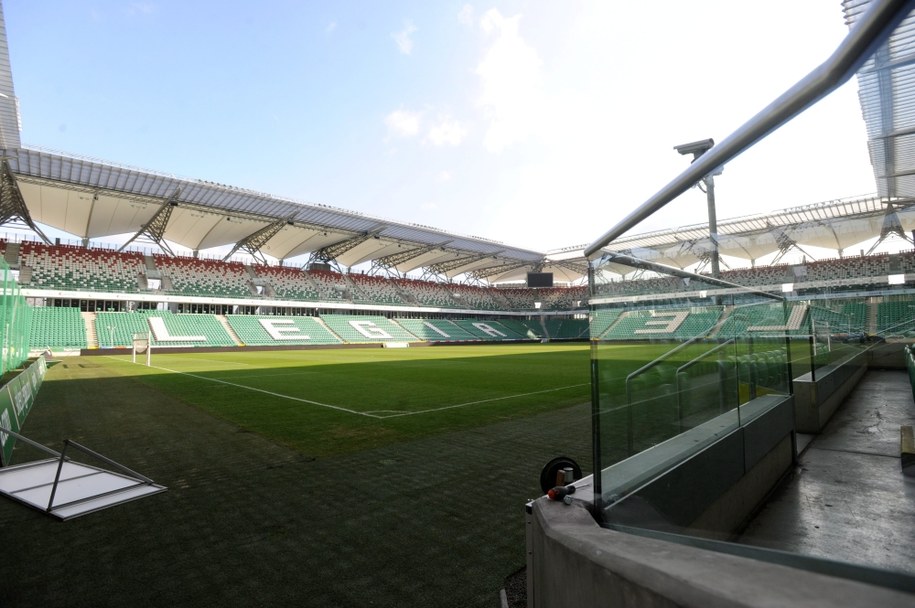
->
[801,301,871,381]
[587,242,913,585]
[589,266,793,506]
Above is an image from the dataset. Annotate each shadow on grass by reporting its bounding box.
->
[0,351,593,608]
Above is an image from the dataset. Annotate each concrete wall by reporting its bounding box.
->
[526,499,914,608]
[794,348,868,433]
[869,341,908,370]
[598,394,795,538]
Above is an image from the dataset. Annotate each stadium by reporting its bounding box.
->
[0,1,913,607]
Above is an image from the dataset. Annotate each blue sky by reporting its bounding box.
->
[3,1,878,254]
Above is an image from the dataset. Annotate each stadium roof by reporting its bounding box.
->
[847,0,915,200]
[0,146,557,282]
[583,194,915,271]
[6,143,913,283]
[0,0,913,285]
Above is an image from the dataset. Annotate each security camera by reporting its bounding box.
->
[674,138,715,159]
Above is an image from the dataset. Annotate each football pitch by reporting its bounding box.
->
[103,342,593,456]
[1,339,810,606]
[0,342,597,608]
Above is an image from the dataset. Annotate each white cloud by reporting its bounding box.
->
[384,109,421,138]
[392,19,418,55]
[458,4,475,27]
[127,2,156,16]
[325,21,337,35]
[438,170,453,182]
[475,9,543,152]
[427,116,467,146]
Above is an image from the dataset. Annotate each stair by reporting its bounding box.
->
[4,241,19,267]
[81,311,98,349]
[215,315,242,346]
[867,299,878,334]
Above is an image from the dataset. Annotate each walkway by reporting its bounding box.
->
[738,369,915,576]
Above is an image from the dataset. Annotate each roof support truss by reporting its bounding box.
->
[468,260,530,281]
[771,226,814,265]
[0,160,51,244]
[867,201,915,253]
[311,228,383,267]
[118,189,181,256]
[428,250,504,276]
[223,216,293,264]
[551,259,589,277]
[375,243,440,270]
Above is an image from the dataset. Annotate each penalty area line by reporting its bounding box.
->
[373,383,590,419]
[108,357,380,418]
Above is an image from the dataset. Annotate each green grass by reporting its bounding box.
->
[100,343,592,457]
[0,342,595,608]
[0,338,821,607]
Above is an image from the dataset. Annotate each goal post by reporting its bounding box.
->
[132,333,151,366]
[812,320,831,357]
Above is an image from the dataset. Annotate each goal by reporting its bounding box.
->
[132,332,152,366]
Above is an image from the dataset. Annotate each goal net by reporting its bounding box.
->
[812,320,831,357]
[132,332,152,365]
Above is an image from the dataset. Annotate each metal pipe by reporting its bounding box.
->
[584,0,915,259]
[65,439,155,485]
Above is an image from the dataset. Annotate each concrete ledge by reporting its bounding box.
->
[599,395,794,537]
[527,499,915,607]
[794,349,868,433]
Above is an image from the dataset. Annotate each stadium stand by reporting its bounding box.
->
[497,318,542,339]
[20,242,145,293]
[96,310,158,348]
[876,296,915,336]
[534,318,589,340]
[716,303,809,338]
[29,306,87,350]
[720,265,791,287]
[496,288,539,310]
[807,303,867,335]
[395,278,457,308]
[450,284,511,310]
[347,273,407,306]
[450,319,527,341]
[96,310,236,347]
[588,309,623,340]
[601,309,692,340]
[154,255,253,298]
[395,318,480,342]
[226,314,342,346]
[320,314,419,343]
[540,285,588,310]
[15,238,915,353]
[253,265,322,300]
[491,287,585,311]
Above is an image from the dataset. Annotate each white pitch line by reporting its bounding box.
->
[225,371,318,380]
[372,383,590,419]
[108,357,377,418]
[155,355,254,368]
[109,356,589,420]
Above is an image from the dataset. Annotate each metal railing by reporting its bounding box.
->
[584,0,915,259]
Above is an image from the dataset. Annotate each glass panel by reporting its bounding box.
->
[587,242,913,579]
[589,255,792,511]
